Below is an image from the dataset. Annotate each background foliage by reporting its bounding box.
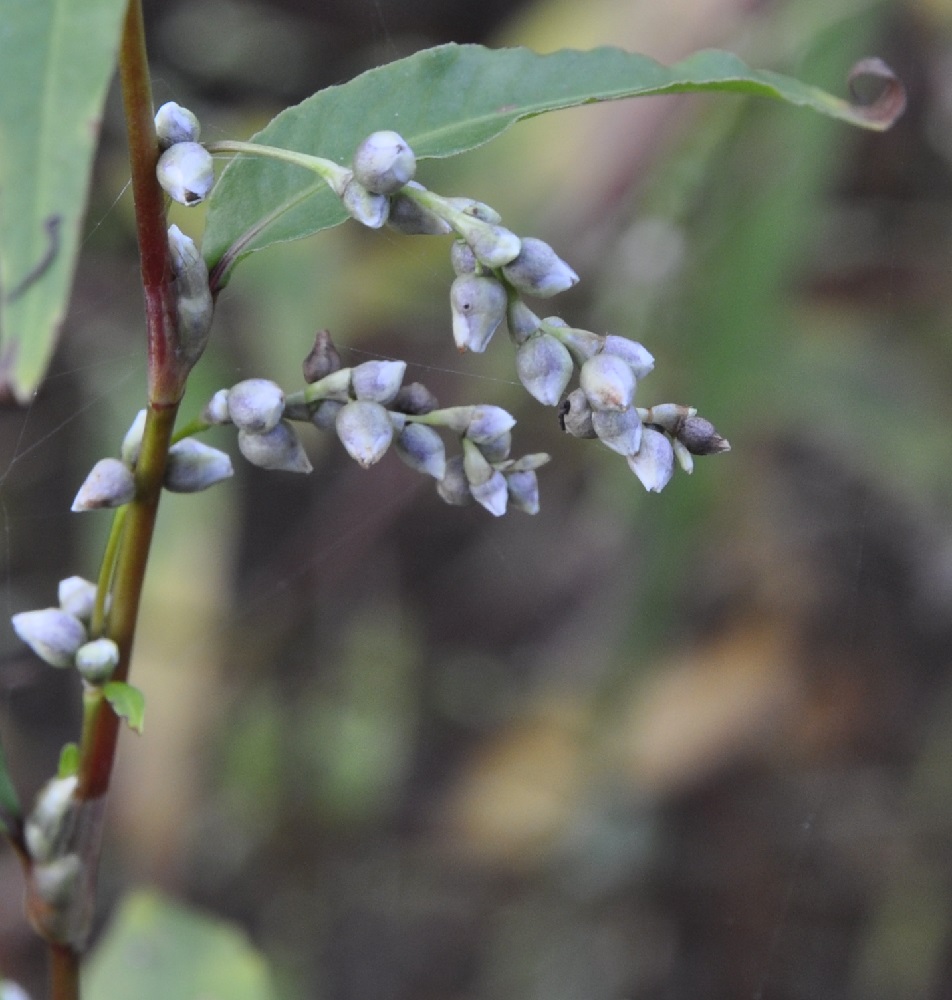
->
[2,0,950,998]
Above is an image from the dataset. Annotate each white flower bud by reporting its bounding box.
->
[627,427,675,492]
[227,379,285,434]
[341,178,389,228]
[25,776,78,861]
[467,224,521,269]
[548,323,603,364]
[12,609,87,668]
[156,141,214,205]
[0,978,31,1000]
[603,335,655,380]
[154,101,201,149]
[515,334,573,406]
[58,577,97,622]
[164,438,234,493]
[502,238,579,297]
[352,360,406,404]
[450,240,477,276]
[353,131,416,195]
[673,437,694,474]
[121,409,147,467]
[465,405,516,445]
[395,424,446,479]
[450,275,507,353]
[75,638,119,685]
[168,225,213,366]
[389,184,453,236]
[579,353,637,411]
[641,403,694,434]
[335,400,394,468]
[238,422,312,473]
[436,455,472,507]
[203,388,232,425]
[32,854,82,906]
[470,470,509,517]
[592,407,643,457]
[72,458,136,512]
[507,298,542,345]
[559,388,596,439]
[506,470,540,514]
[311,399,344,431]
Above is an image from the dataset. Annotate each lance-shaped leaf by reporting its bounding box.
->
[103,681,146,735]
[204,44,904,285]
[0,0,128,403]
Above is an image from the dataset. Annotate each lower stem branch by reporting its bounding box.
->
[50,943,80,1000]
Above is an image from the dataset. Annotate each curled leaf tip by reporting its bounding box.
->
[847,57,906,130]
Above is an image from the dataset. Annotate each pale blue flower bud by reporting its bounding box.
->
[58,577,97,622]
[75,638,119,685]
[154,101,201,149]
[450,240,478,276]
[545,322,602,364]
[168,225,213,366]
[238,422,312,473]
[467,225,521,269]
[12,609,86,668]
[120,409,147,467]
[227,379,285,434]
[471,470,509,516]
[579,353,637,411]
[450,275,507,353]
[389,183,453,236]
[395,424,446,479]
[627,427,675,492]
[507,298,542,345]
[502,238,579,297]
[436,455,473,506]
[603,335,655,380]
[311,399,344,431]
[353,131,416,195]
[506,470,540,514]
[341,178,389,228]
[164,438,234,493]
[72,458,136,511]
[156,141,214,205]
[352,360,406,404]
[335,400,394,468]
[203,388,232,425]
[464,405,516,444]
[25,777,78,861]
[560,388,596,438]
[593,407,643,457]
[477,432,511,463]
[516,333,573,405]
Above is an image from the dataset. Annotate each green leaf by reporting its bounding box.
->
[58,742,79,778]
[103,681,145,734]
[0,735,21,837]
[84,891,276,1000]
[203,44,904,281]
[0,0,128,404]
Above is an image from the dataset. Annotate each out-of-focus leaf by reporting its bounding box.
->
[102,681,145,734]
[0,0,127,404]
[203,44,904,282]
[57,742,79,778]
[84,891,275,1000]
[0,735,21,836]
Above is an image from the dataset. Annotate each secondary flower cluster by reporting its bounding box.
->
[201,331,549,516]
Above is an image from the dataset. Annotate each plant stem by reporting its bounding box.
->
[49,943,79,1000]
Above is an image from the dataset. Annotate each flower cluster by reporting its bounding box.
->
[201,331,549,517]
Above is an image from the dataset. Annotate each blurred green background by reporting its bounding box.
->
[3,0,952,997]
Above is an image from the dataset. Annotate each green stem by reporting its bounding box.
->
[91,507,127,638]
[205,139,351,194]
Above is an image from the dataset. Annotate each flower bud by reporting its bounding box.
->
[603,335,655,380]
[507,298,542,345]
[579,353,637,411]
[168,225,213,366]
[25,777,78,861]
[32,854,83,907]
[547,323,603,364]
[72,458,136,512]
[335,400,394,468]
[12,609,86,668]
[477,432,511,464]
[445,198,502,224]
[676,415,731,456]
[641,403,694,434]
[309,367,354,402]
[593,407,643,457]
[302,329,342,383]
[238,422,312,473]
[502,237,579,297]
[341,178,389,228]
[470,470,509,516]
[395,424,446,479]
[505,452,551,473]
[389,184,453,236]
[156,142,214,205]
[352,360,406,404]
[506,470,540,514]
[163,438,234,493]
[119,409,147,468]
[154,101,201,149]
[627,427,675,492]
[450,240,478,276]
[387,411,407,433]
[464,405,516,445]
[436,455,472,507]
[673,437,694,474]
[58,578,97,622]
[391,382,438,415]
[0,978,31,1000]
[467,224,521,269]
[203,388,232,425]
[516,334,573,406]
[75,638,119,685]
[353,130,415,195]
[227,379,285,434]
[559,389,596,439]
[310,399,344,431]
[450,275,507,353]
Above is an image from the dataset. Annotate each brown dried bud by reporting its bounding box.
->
[302,330,342,384]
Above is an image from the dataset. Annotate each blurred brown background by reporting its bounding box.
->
[3,0,952,997]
